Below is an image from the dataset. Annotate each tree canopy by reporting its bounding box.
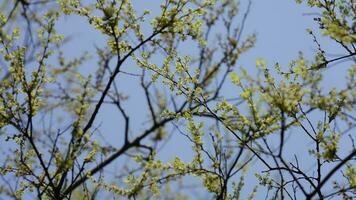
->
[0,0,355,199]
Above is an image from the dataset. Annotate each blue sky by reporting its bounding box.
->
[52,0,351,198]
[0,0,353,199]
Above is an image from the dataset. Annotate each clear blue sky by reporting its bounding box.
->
[54,0,348,198]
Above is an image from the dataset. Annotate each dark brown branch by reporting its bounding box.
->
[306,149,356,200]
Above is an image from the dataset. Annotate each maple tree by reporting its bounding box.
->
[0,0,355,199]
